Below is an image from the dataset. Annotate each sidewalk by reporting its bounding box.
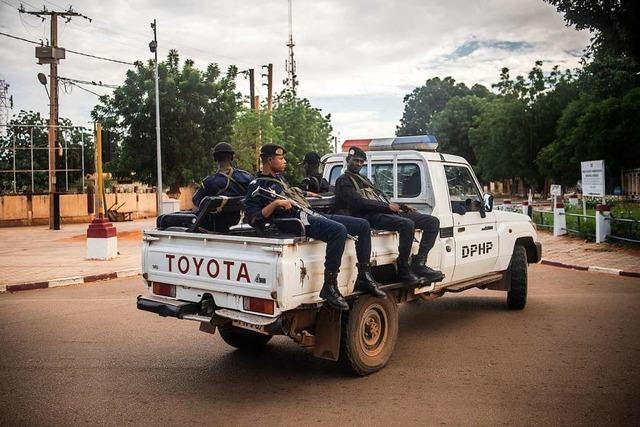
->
[0,218,155,292]
[1,219,639,292]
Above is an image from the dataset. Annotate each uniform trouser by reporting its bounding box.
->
[307,214,372,272]
[363,212,440,262]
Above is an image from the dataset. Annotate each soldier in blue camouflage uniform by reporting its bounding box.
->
[244,144,386,311]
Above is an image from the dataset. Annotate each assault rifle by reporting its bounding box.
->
[251,186,358,241]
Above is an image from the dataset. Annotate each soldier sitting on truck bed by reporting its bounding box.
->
[192,142,254,231]
[298,152,330,194]
[244,143,386,311]
[334,146,445,287]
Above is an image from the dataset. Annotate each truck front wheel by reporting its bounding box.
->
[507,245,528,310]
[340,294,399,376]
[218,325,272,350]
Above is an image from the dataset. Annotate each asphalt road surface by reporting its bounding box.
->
[1,264,639,426]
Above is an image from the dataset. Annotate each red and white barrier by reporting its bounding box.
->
[86,215,118,260]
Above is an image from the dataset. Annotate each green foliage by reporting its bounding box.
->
[91,50,241,192]
[397,77,485,136]
[543,0,640,61]
[430,95,489,165]
[537,87,640,187]
[0,110,93,194]
[272,89,333,183]
[228,89,333,184]
[230,107,283,173]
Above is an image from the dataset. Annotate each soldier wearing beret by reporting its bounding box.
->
[334,146,444,286]
[192,142,254,207]
[191,142,254,231]
[244,144,386,311]
[298,152,330,194]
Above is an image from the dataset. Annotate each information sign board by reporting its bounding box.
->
[581,160,605,197]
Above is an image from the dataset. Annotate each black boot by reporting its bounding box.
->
[319,270,349,311]
[397,257,420,287]
[354,263,386,299]
[411,255,445,283]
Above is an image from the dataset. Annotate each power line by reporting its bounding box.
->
[58,76,118,89]
[0,31,135,65]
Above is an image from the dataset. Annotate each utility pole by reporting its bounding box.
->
[149,19,163,215]
[20,5,90,230]
[283,0,298,94]
[248,69,256,110]
[262,63,273,112]
[0,80,12,138]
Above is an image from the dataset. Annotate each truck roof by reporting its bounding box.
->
[322,150,469,165]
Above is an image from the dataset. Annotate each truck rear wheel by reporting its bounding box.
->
[507,245,528,310]
[218,325,272,350]
[340,294,398,376]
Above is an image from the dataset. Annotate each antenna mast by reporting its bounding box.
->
[284,0,298,94]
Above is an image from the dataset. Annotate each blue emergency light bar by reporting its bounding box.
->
[367,135,438,152]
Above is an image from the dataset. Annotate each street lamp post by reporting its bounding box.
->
[150,19,163,216]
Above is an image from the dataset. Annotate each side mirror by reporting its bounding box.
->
[483,193,494,212]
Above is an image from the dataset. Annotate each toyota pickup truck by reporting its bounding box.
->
[137,135,541,375]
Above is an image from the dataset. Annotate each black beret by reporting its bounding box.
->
[300,152,321,165]
[260,144,287,157]
[211,142,234,157]
[347,146,367,160]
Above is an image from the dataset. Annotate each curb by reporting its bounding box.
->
[540,259,640,278]
[1,268,141,293]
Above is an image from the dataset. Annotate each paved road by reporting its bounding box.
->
[1,265,639,426]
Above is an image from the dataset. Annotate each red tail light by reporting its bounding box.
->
[152,282,176,298]
[243,297,274,315]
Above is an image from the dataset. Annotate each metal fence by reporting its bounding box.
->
[608,216,640,244]
[0,124,92,194]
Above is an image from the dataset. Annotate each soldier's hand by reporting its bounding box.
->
[305,191,320,198]
[277,200,293,211]
[389,203,402,213]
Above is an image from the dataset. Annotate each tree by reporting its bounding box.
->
[468,98,530,184]
[397,77,478,136]
[91,50,241,193]
[230,106,282,174]
[272,89,333,184]
[543,0,640,61]
[537,87,640,187]
[430,95,489,165]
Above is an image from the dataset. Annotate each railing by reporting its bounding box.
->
[608,217,640,244]
[563,213,596,237]
[532,209,553,229]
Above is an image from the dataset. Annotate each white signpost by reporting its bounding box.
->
[550,184,562,196]
[581,160,606,216]
[581,160,605,198]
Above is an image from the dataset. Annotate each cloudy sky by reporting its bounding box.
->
[0,0,590,144]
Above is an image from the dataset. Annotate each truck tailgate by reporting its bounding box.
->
[143,230,284,316]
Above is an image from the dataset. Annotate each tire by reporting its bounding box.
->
[340,294,399,376]
[218,325,272,350]
[507,245,528,310]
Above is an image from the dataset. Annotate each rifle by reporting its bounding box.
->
[251,186,358,241]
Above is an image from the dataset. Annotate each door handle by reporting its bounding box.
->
[457,227,465,232]
[482,225,494,231]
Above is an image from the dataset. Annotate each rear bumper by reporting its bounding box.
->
[136,295,283,335]
[136,294,200,318]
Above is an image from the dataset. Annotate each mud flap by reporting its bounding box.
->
[313,306,342,361]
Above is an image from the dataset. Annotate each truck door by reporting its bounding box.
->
[444,164,498,282]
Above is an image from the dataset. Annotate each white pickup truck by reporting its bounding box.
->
[137,136,541,375]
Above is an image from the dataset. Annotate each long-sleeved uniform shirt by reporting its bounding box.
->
[192,168,254,208]
[333,171,392,216]
[244,173,299,225]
